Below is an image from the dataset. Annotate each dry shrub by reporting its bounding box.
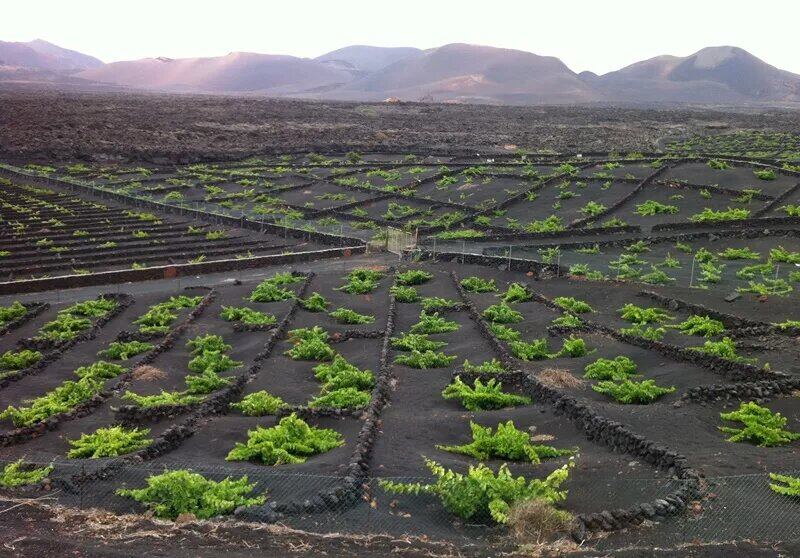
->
[132,365,166,381]
[508,498,573,547]
[537,368,584,390]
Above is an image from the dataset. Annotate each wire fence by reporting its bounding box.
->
[1,456,798,549]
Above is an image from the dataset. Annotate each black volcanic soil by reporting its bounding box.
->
[4,89,800,163]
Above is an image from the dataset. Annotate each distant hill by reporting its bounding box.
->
[4,39,800,105]
[78,52,354,94]
[315,45,422,73]
[586,46,800,103]
[0,39,102,71]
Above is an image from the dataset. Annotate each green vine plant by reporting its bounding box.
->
[0,459,53,488]
[552,297,593,314]
[285,327,335,361]
[67,426,152,458]
[689,337,756,364]
[226,413,344,465]
[338,268,384,294]
[719,402,800,446]
[462,359,506,374]
[442,377,531,411]
[583,356,638,381]
[300,292,329,312]
[769,473,800,497]
[420,297,459,312]
[328,307,375,324]
[410,312,460,334]
[117,469,265,519]
[379,458,572,524]
[230,390,288,416]
[499,283,533,303]
[395,350,456,369]
[618,303,672,325]
[390,285,420,303]
[391,332,447,352]
[436,421,576,464]
[482,302,523,324]
[220,306,277,326]
[460,276,497,293]
[669,315,725,338]
[396,269,433,285]
[0,349,42,372]
[592,379,676,404]
[98,341,153,361]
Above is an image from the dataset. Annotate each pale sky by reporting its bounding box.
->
[4,0,799,75]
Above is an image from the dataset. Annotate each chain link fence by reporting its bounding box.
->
[1,456,798,549]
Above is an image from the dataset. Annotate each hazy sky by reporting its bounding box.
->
[4,0,799,74]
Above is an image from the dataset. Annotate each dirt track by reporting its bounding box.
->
[3,88,800,163]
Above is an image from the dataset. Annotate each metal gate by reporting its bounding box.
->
[386,227,417,256]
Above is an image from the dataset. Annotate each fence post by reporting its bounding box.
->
[689,256,696,288]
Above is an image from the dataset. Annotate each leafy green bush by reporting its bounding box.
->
[338,269,383,294]
[754,168,776,180]
[380,459,570,524]
[738,278,793,297]
[395,350,456,369]
[496,284,533,306]
[230,390,287,416]
[300,292,329,312]
[309,387,371,409]
[769,246,800,264]
[122,390,203,408]
[98,341,153,361]
[67,426,152,458]
[285,333,335,361]
[391,333,447,352]
[328,307,375,324]
[226,413,344,465]
[220,306,276,325]
[690,207,750,222]
[0,460,53,488]
[510,338,551,361]
[719,402,800,446]
[249,281,295,302]
[482,303,523,324]
[718,247,760,260]
[0,373,106,426]
[618,303,672,324]
[396,270,433,285]
[671,315,725,338]
[592,379,676,404]
[489,323,522,341]
[525,215,565,233]
[553,297,593,314]
[390,285,420,302]
[0,301,27,326]
[0,349,42,371]
[584,356,637,380]
[443,377,531,411]
[313,355,374,391]
[580,201,607,217]
[34,313,92,343]
[698,261,724,283]
[635,200,679,216]
[640,267,675,285]
[689,337,754,363]
[551,335,594,358]
[619,323,666,341]
[436,229,485,240]
[551,313,583,328]
[117,469,265,519]
[462,359,506,374]
[769,473,800,497]
[67,297,118,317]
[410,312,460,334]
[460,276,497,293]
[420,297,458,312]
[707,159,730,170]
[438,421,575,464]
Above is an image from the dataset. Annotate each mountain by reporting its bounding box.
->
[4,39,800,105]
[78,52,355,94]
[0,39,102,71]
[333,43,595,103]
[315,45,421,73]
[588,46,800,103]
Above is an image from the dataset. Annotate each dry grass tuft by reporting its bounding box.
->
[508,498,574,551]
[537,368,584,390]
[131,365,166,381]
